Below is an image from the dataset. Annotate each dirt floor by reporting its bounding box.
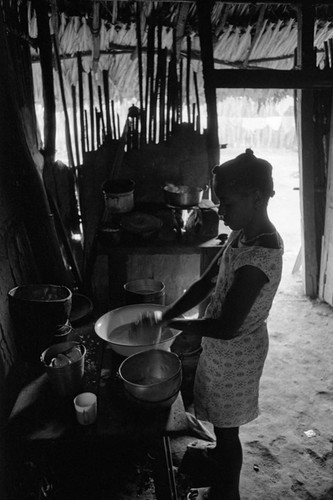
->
[169,267,333,500]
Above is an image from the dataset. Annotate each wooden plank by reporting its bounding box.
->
[296,3,318,297]
[296,3,316,70]
[319,89,333,304]
[213,68,333,89]
[297,89,318,298]
[101,0,332,4]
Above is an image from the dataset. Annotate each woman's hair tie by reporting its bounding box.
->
[212,149,275,199]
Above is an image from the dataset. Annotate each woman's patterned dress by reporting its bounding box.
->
[194,230,284,428]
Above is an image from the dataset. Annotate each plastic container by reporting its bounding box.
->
[124,279,165,305]
[41,341,86,397]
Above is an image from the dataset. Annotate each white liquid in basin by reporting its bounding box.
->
[108,322,173,346]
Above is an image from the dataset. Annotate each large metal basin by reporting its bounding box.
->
[94,304,181,357]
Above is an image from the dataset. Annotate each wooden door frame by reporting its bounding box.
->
[196,0,328,297]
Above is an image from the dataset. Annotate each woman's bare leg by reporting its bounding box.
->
[210,426,242,500]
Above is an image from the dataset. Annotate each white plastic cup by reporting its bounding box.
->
[73,392,97,425]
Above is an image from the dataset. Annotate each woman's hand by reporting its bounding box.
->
[128,310,164,345]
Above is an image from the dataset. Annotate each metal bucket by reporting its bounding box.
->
[102,179,135,214]
[124,279,165,305]
[41,341,86,397]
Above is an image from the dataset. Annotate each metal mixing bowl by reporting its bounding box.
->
[118,349,182,403]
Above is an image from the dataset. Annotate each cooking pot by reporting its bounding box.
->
[102,179,135,214]
[118,349,182,403]
[124,279,165,305]
[94,304,181,357]
[163,184,206,207]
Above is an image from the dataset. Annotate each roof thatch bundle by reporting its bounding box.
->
[26,1,333,108]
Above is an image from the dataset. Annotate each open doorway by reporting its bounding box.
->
[216,92,302,291]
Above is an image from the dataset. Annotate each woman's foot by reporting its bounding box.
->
[187,487,211,500]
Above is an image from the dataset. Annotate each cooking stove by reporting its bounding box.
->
[166,204,201,238]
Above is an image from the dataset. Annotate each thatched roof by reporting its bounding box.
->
[24,2,333,106]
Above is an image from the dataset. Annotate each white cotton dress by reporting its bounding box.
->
[194,230,284,428]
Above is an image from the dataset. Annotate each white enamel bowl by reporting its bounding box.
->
[94,304,181,357]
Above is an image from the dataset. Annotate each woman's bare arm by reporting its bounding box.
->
[167,265,268,340]
[161,246,225,323]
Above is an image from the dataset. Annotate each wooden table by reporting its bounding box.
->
[98,344,189,500]
[6,322,189,500]
[96,236,223,311]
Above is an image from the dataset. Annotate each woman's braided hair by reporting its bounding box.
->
[212,148,275,200]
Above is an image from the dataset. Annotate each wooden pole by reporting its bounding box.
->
[98,85,106,140]
[195,0,219,170]
[88,72,95,150]
[186,35,191,124]
[0,13,70,286]
[296,3,318,297]
[77,52,86,158]
[148,16,156,142]
[53,35,75,170]
[193,71,201,132]
[159,48,167,142]
[136,1,145,147]
[111,100,117,140]
[35,0,56,161]
[71,85,80,166]
[103,69,112,138]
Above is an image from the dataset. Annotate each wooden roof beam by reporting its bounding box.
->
[100,1,333,4]
[213,68,333,88]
